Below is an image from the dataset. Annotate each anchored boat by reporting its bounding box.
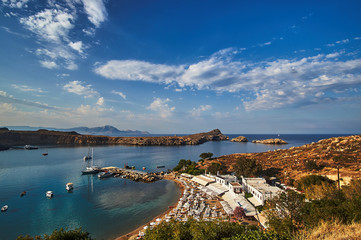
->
[65,183,73,191]
[46,191,54,198]
[1,205,8,212]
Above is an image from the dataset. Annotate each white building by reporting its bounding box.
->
[241,177,282,206]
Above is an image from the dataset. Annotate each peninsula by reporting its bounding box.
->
[0,128,228,147]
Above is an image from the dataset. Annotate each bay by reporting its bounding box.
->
[0,133,352,239]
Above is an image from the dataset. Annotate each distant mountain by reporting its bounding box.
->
[67,125,150,136]
[3,125,150,137]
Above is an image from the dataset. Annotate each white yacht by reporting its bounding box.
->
[65,183,73,191]
[46,191,54,198]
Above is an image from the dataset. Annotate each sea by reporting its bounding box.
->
[0,133,355,239]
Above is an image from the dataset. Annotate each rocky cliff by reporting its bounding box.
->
[0,128,228,147]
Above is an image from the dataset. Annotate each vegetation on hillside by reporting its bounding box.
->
[142,219,288,240]
[173,159,205,175]
[265,179,361,238]
[232,156,262,178]
[16,228,93,240]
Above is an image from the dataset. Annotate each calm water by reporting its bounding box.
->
[0,134,353,239]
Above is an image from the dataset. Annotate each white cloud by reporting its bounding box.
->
[95,60,185,84]
[147,98,175,118]
[325,52,341,59]
[95,47,361,111]
[81,0,107,27]
[2,0,29,8]
[20,8,74,43]
[190,105,212,117]
[68,41,84,54]
[40,60,58,69]
[12,84,45,93]
[111,90,126,99]
[63,80,99,98]
[65,61,78,70]
[96,97,104,106]
[259,41,272,47]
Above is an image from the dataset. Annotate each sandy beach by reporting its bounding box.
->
[115,174,185,240]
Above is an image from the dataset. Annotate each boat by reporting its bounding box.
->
[46,191,54,198]
[1,205,8,212]
[81,148,101,174]
[142,167,146,170]
[98,171,114,179]
[42,152,48,156]
[82,166,101,174]
[83,147,92,161]
[157,165,165,168]
[20,191,26,197]
[65,183,73,191]
[24,145,38,150]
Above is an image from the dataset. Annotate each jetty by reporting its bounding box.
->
[100,167,163,183]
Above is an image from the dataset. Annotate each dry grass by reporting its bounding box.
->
[296,221,361,240]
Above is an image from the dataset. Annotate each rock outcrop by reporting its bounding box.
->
[230,136,248,142]
[0,128,228,147]
[252,138,287,144]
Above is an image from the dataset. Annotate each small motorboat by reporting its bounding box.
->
[142,167,146,170]
[98,171,114,179]
[157,165,165,168]
[46,191,54,198]
[65,183,73,192]
[1,205,8,212]
[20,191,26,197]
[42,152,48,156]
[24,145,38,150]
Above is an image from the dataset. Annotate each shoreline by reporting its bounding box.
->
[115,174,185,240]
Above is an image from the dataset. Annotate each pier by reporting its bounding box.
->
[100,167,163,182]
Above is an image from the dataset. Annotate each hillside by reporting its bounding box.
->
[0,128,228,147]
[202,135,361,184]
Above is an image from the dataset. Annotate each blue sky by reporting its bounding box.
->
[0,0,360,134]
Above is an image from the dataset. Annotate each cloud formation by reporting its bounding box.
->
[111,90,126,99]
[95,48,361,111]
[190,105,212,117]
[147,98,175,118]
[81,0,108,27]
[63,80,99,98]
[2,0,29,8]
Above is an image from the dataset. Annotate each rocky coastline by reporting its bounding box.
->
[0,128,228,147]
[230,136,248,142]
[251,138,287,144]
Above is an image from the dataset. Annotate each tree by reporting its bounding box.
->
[199,152,213,160]
[296,175,334,191]
[232,157,262,178]
[207,162,226,175]
[233,206,246,220]
[265,190,306,236]
[17,228,93,240]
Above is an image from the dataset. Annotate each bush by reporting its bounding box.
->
[16,228,93,240]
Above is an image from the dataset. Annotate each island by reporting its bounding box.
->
[230,136,248,142]
[252,138,287,144]
[0,128,229,147]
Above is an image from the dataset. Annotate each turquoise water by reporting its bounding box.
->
[0,134,352,239]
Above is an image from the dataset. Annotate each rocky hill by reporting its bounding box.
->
[0,128,228,147]
[201,135,361,184]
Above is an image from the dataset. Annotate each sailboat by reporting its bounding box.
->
[82,148,101,174]
[83,147,92,161]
